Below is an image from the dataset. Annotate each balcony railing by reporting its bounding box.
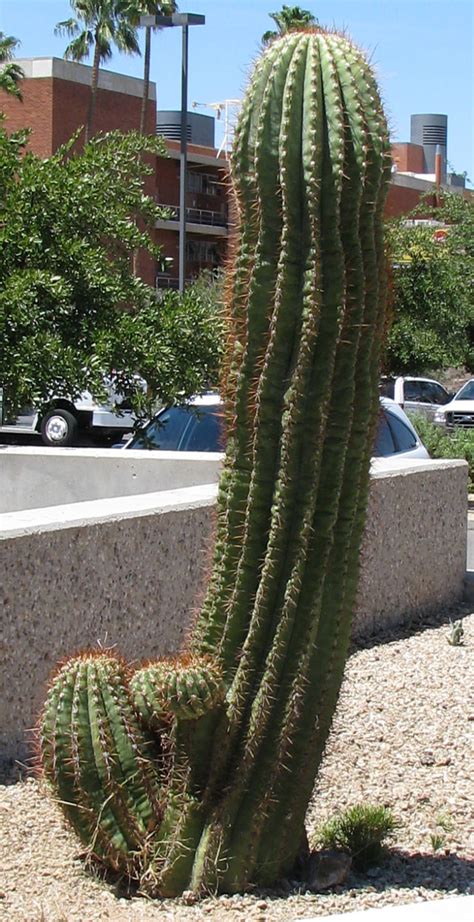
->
[159,205,228,228]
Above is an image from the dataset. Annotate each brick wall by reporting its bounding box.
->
[392,142,425,174]
[386,183,436,218]
[3,74,156,153]
[2,78,54,156]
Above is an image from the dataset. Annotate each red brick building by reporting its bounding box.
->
[3,59,470,285]
[3,57,229,289]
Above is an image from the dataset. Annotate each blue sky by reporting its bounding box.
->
[1,0,473,179]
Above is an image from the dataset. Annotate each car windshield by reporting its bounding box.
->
[454,381,474,401]
[128,404,224,452]
[372,408,417,457]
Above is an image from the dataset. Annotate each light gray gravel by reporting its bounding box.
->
[0,608,473,921]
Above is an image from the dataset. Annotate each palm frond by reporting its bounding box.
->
[54,18,82,39]
[63,31,94,62]
[0,62,24,99]
[0,32,21,64]
[115,21,140,55]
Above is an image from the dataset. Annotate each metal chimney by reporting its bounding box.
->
[410,114,447,182]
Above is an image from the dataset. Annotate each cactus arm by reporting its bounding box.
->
[41,655,164,874]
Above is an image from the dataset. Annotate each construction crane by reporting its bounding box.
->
[191,99,241,157]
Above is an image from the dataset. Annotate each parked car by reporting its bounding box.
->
[433,378,474,429]
[120,393,429,464]
[379,376,452,420]
[0,378,145,447]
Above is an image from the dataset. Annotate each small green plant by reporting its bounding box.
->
[316,804,398,871]
[429,810,454,851]
[435,811,454,833]
[430,832,446,852]
[447,619,465,646]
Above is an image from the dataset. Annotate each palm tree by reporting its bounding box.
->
[262,4,318,45]
[123,1,177,135]
[55,1,140,143]
[0,33,24,100]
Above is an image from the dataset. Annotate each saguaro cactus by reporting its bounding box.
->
[40,28,391,896]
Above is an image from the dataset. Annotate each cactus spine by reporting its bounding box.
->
[40,28,391,895]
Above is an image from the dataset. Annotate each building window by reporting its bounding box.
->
[186,240,220,267]
[187,171,221,196]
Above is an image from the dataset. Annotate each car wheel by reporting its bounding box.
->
[40,409,79,447]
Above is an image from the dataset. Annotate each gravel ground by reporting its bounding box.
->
[1,608,473,921]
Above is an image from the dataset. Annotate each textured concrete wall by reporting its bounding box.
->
[0,447,223,514]
[0,460,466,778]
[354,460,467,636]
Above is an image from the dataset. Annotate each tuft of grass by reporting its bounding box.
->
[430,832,446,852]
[315,804,398,872]
[447,619,465,646]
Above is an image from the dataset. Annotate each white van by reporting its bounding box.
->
[0,382,140,447]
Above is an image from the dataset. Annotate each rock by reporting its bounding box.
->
[305,849,352,892]
[182,889,197,905]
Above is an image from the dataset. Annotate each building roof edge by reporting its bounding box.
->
[15,57,156,101]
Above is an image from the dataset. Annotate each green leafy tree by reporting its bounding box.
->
[0,126,223,418]
[0,33,24,100]
[123,1,177,135]
[386,193,474,373]
[55,1,140,142]
[262,4,318,44]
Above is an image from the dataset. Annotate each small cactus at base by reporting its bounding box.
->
[130,655,225,725]
[40,26,391,895]
[40,653,164,876]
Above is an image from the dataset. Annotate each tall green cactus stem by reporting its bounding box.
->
[40,28,391,896]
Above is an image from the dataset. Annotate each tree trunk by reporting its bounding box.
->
[140,26,152,135]
[85,39,101,144]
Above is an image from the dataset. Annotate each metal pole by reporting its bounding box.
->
[179,24,189,294]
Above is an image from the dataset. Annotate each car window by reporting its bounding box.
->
[379,379,395,399]
[385,410,417,452]
[404,381,424,401]
[373,411,396,456]
[455,381,474,401]
[420,382,450,405]
[181,407,224,452]
[129,407,192,450]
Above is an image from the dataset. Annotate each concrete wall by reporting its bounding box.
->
[0,460,467,779]
[0,446,223,513]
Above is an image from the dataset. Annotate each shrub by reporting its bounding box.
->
[408,413,474,491]
[316,804,398,871]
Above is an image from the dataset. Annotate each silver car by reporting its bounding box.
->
[121,394,429,465]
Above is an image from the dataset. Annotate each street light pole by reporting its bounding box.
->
[179,23,188,294]
[139,12,205,294]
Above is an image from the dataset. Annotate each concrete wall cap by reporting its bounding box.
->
[0,483,218,539]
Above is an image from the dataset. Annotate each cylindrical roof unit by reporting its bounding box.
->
[156,111,215,147]
[410,114,447,182]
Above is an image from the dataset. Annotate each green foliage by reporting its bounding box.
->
[0,126,223,418]
[0,33,24,100]
[316,804,398,871]
[407,413,474,490]
[262,4,318,44]
[56,0,140,65]
[386,194,474,374]
[40,29,391,896]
